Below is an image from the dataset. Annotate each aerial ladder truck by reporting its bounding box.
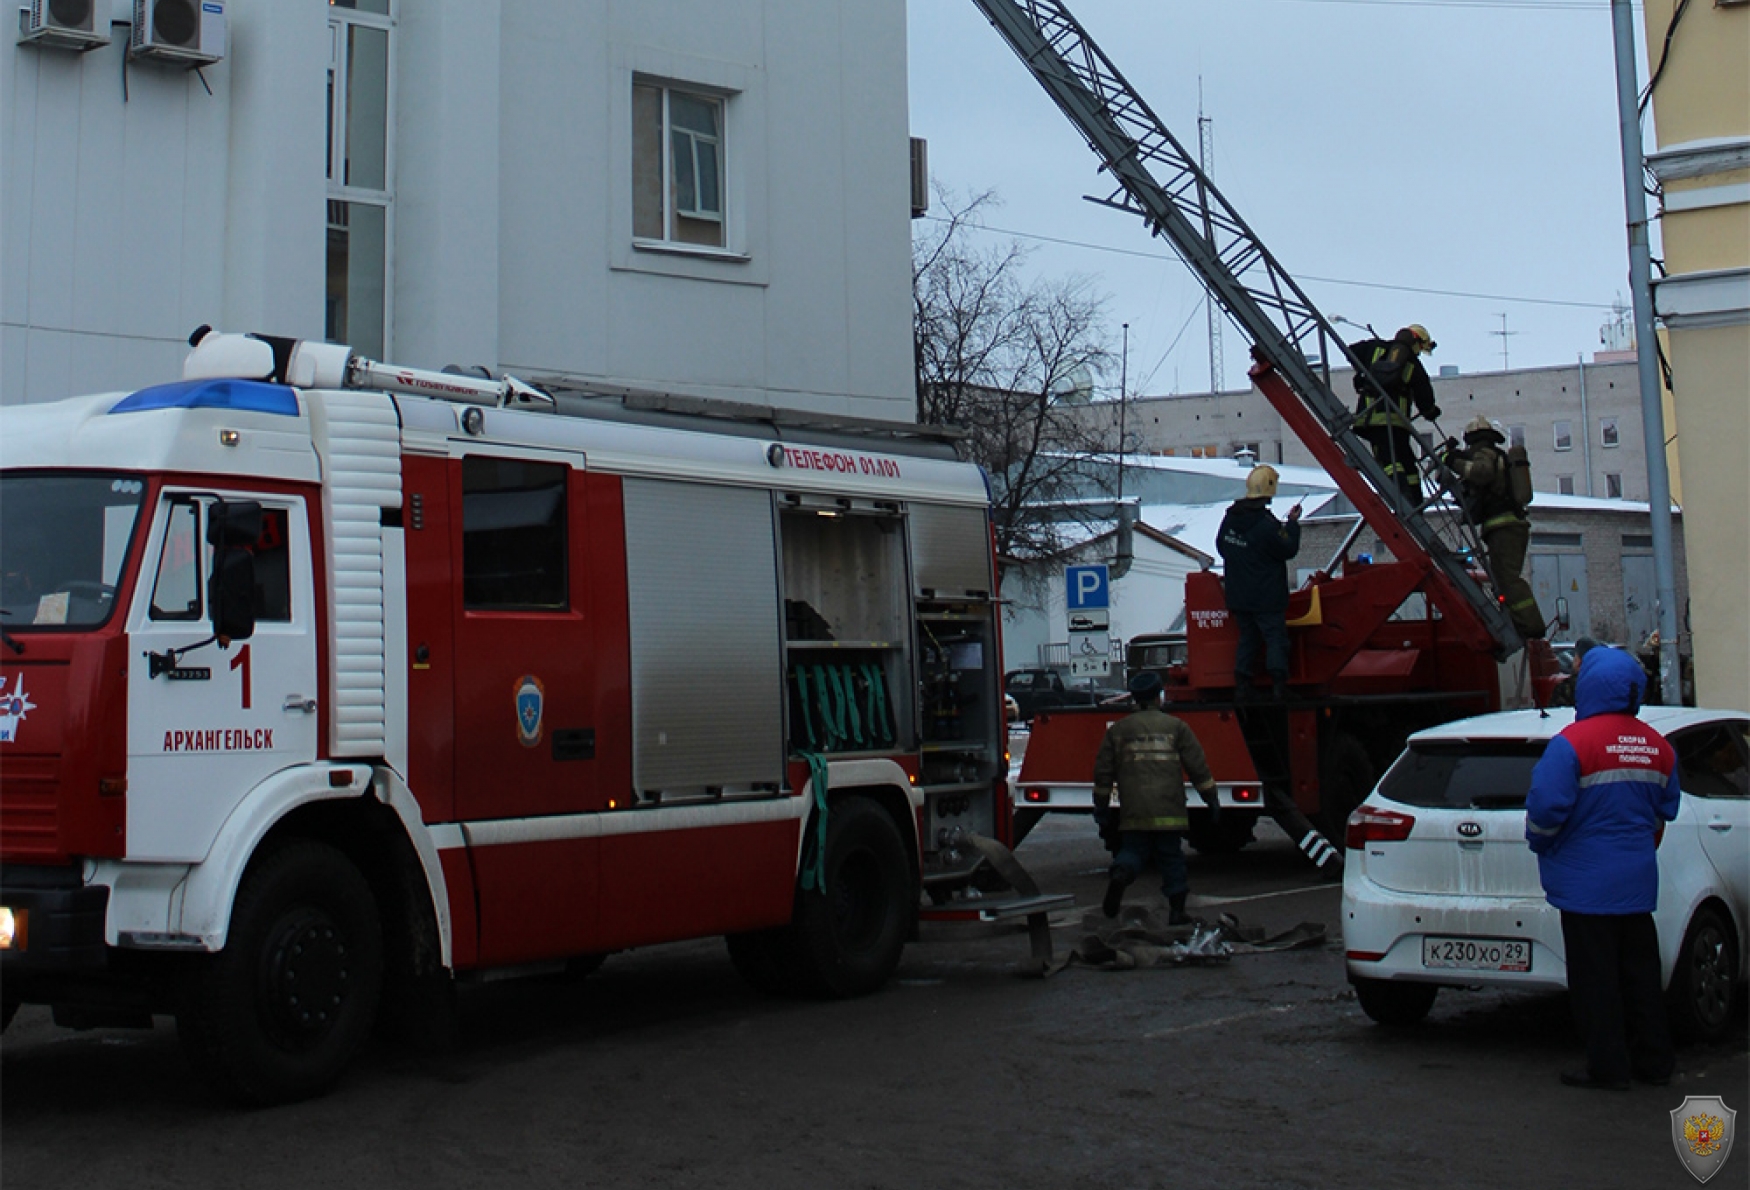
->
[976,0,1562,870]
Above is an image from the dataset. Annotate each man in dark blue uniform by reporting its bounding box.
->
[1217,464,1301,702]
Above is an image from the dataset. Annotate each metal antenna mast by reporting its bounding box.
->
[1198,79,1223,394]
[1490,313,1518,370]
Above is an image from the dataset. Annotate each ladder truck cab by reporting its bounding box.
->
[0,331,1012,1103]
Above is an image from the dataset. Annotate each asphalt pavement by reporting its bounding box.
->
[3,813,1744,1189]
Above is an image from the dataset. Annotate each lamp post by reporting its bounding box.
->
[1610,0,1681,705]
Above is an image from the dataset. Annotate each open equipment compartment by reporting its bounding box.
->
[778,496,910,756]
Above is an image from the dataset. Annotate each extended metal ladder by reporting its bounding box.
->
[969,0,1521,658]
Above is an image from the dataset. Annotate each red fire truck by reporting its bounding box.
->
[0,330,1012,1103]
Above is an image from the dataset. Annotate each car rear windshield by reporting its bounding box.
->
[1376,741,1549,810]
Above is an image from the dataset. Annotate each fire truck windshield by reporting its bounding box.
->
[0,472,147,630]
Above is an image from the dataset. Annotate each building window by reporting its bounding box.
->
[634,81,726,249]
[1553,421,1573,452]
[1605,473,1623,499]
[462,458,569,611]
[1557,475,1575,495]
[327,1,394,358]
[1600,417,1620,448]
[1508,425,1526,450]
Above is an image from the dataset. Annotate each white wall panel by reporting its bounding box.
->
[7,0,918,425]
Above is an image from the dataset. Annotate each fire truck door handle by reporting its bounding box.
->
[284,696,318,714]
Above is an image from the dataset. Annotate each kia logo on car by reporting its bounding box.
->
[1457,821,1484,839]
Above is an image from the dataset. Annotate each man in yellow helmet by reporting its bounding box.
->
[1350,324,1441,503]
[1217,464,1302,701]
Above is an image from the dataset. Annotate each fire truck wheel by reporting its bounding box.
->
[793,798,913,998]
[1353,977,1438,1027]
[1318,733,1376,842]
[176,840,384,1106]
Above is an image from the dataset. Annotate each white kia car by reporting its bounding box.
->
[1342,707,1748,1040]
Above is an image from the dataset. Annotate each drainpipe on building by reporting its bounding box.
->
[1611,0,1682,705]
[1111,499,1137,580]
[1577,354,1593,497]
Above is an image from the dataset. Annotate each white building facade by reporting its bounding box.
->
[4,0,916,421]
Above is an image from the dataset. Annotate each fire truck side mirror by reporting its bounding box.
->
[1554,596,1571,632]
[206,501,261,644]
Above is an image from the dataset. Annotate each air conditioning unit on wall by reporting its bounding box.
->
[130,0,224,66]
[17,0,111,51]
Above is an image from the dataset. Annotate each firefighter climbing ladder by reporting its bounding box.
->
[970,0,1521,658]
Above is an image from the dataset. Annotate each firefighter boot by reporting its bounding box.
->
[1168,892,1192,927]
[1102,867,1134,919]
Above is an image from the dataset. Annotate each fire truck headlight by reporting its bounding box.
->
[218,429,242,447]
[0,906,21,951]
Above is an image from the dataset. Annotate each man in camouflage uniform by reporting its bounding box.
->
[1093,671,1220,924]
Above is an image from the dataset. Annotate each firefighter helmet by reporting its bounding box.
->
[1465,415,1505,443]
[1404,323,1436,354]
[1245,464,1280,499]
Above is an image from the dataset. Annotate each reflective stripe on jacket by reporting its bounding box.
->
[1092,707,1217,831]
[1525,648,1681,914]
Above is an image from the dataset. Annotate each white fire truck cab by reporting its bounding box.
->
[0,331,1010,1103]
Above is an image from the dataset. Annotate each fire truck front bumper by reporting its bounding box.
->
[0,865,110,975]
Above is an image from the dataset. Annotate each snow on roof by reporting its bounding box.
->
[1108,451,1339,491]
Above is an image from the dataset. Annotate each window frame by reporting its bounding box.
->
[610,47,767,287]
[1553,420,1573,452]
[1600,416,1620,449]
[460,456,572,613]
[149,497,206,623]
[1556,475,1575,496]
[1605,473,1624,499]
[633,79,729,253]
[1672,721,1750,801]
[1508,425,1527,450]
[326,2,397,357]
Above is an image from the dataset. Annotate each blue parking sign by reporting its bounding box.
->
[1065,564,1110,611]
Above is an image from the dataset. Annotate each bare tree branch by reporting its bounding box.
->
[914,186,1118,562]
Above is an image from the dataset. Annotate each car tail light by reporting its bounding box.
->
[1022,787,1048,804]
[1345,805,1416,849]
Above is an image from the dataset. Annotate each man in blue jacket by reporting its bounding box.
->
[1526,646,1681,1090]
[1217,465,1301,701]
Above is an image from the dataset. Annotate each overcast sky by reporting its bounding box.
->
[907,0,1655,396]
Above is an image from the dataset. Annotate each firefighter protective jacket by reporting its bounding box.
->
[1217,497,1301,613]
[1525,648,1681,915]
[1446,439,1525,533]
[1351,338,1439,428]
[1092,707,1218,832]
